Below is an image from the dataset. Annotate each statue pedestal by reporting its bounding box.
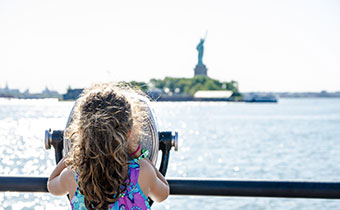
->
[194,64,208,76]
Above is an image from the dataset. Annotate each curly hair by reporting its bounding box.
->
[64,83,146,210]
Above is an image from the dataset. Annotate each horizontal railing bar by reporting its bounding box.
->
[0,177,48,192]
[0,177,340,199]
[168,178,340,199]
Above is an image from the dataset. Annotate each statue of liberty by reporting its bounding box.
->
[196,38,205,65]
[194,31,208,76]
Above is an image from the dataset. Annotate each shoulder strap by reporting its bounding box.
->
[128,149,149,184]
[128,161,140,184]
[74,171,79,184]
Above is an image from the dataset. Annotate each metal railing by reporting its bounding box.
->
[1,176,339,199]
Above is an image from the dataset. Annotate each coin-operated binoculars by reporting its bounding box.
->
[44,96,178,176]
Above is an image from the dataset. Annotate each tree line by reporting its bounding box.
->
[128,76,240,97]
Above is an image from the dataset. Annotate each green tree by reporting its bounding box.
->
[131,76,240,97]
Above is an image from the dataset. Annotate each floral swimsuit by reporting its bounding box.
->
[70,160,151,210]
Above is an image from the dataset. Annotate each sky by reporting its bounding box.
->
[1,0,340,93]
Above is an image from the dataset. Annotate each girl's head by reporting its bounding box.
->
[65,83,146,210]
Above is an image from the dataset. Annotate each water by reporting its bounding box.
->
[0,98,340,209]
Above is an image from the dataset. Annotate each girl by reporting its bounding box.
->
[47,83,169,210]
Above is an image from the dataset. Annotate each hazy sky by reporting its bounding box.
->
[1,0,339,93]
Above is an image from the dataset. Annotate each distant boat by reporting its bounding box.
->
[243,93,278,103]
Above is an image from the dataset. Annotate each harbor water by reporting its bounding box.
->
[0,98,340,209]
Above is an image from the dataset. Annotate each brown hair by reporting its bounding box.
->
[65,83,146,210]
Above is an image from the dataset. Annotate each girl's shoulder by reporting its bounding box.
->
[137,159,156,194]
[138,159,154,176]
[59,167,77,190]
[64,167,77,181]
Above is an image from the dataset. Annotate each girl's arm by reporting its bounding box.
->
[47,157,71,196]
[145,159,170,202]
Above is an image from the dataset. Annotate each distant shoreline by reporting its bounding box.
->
[1,90,340,101]
[1,95,340,102]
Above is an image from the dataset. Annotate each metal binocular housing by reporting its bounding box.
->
[44,95,178,176]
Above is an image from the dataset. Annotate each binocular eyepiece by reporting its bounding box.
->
[44,129,63,150]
